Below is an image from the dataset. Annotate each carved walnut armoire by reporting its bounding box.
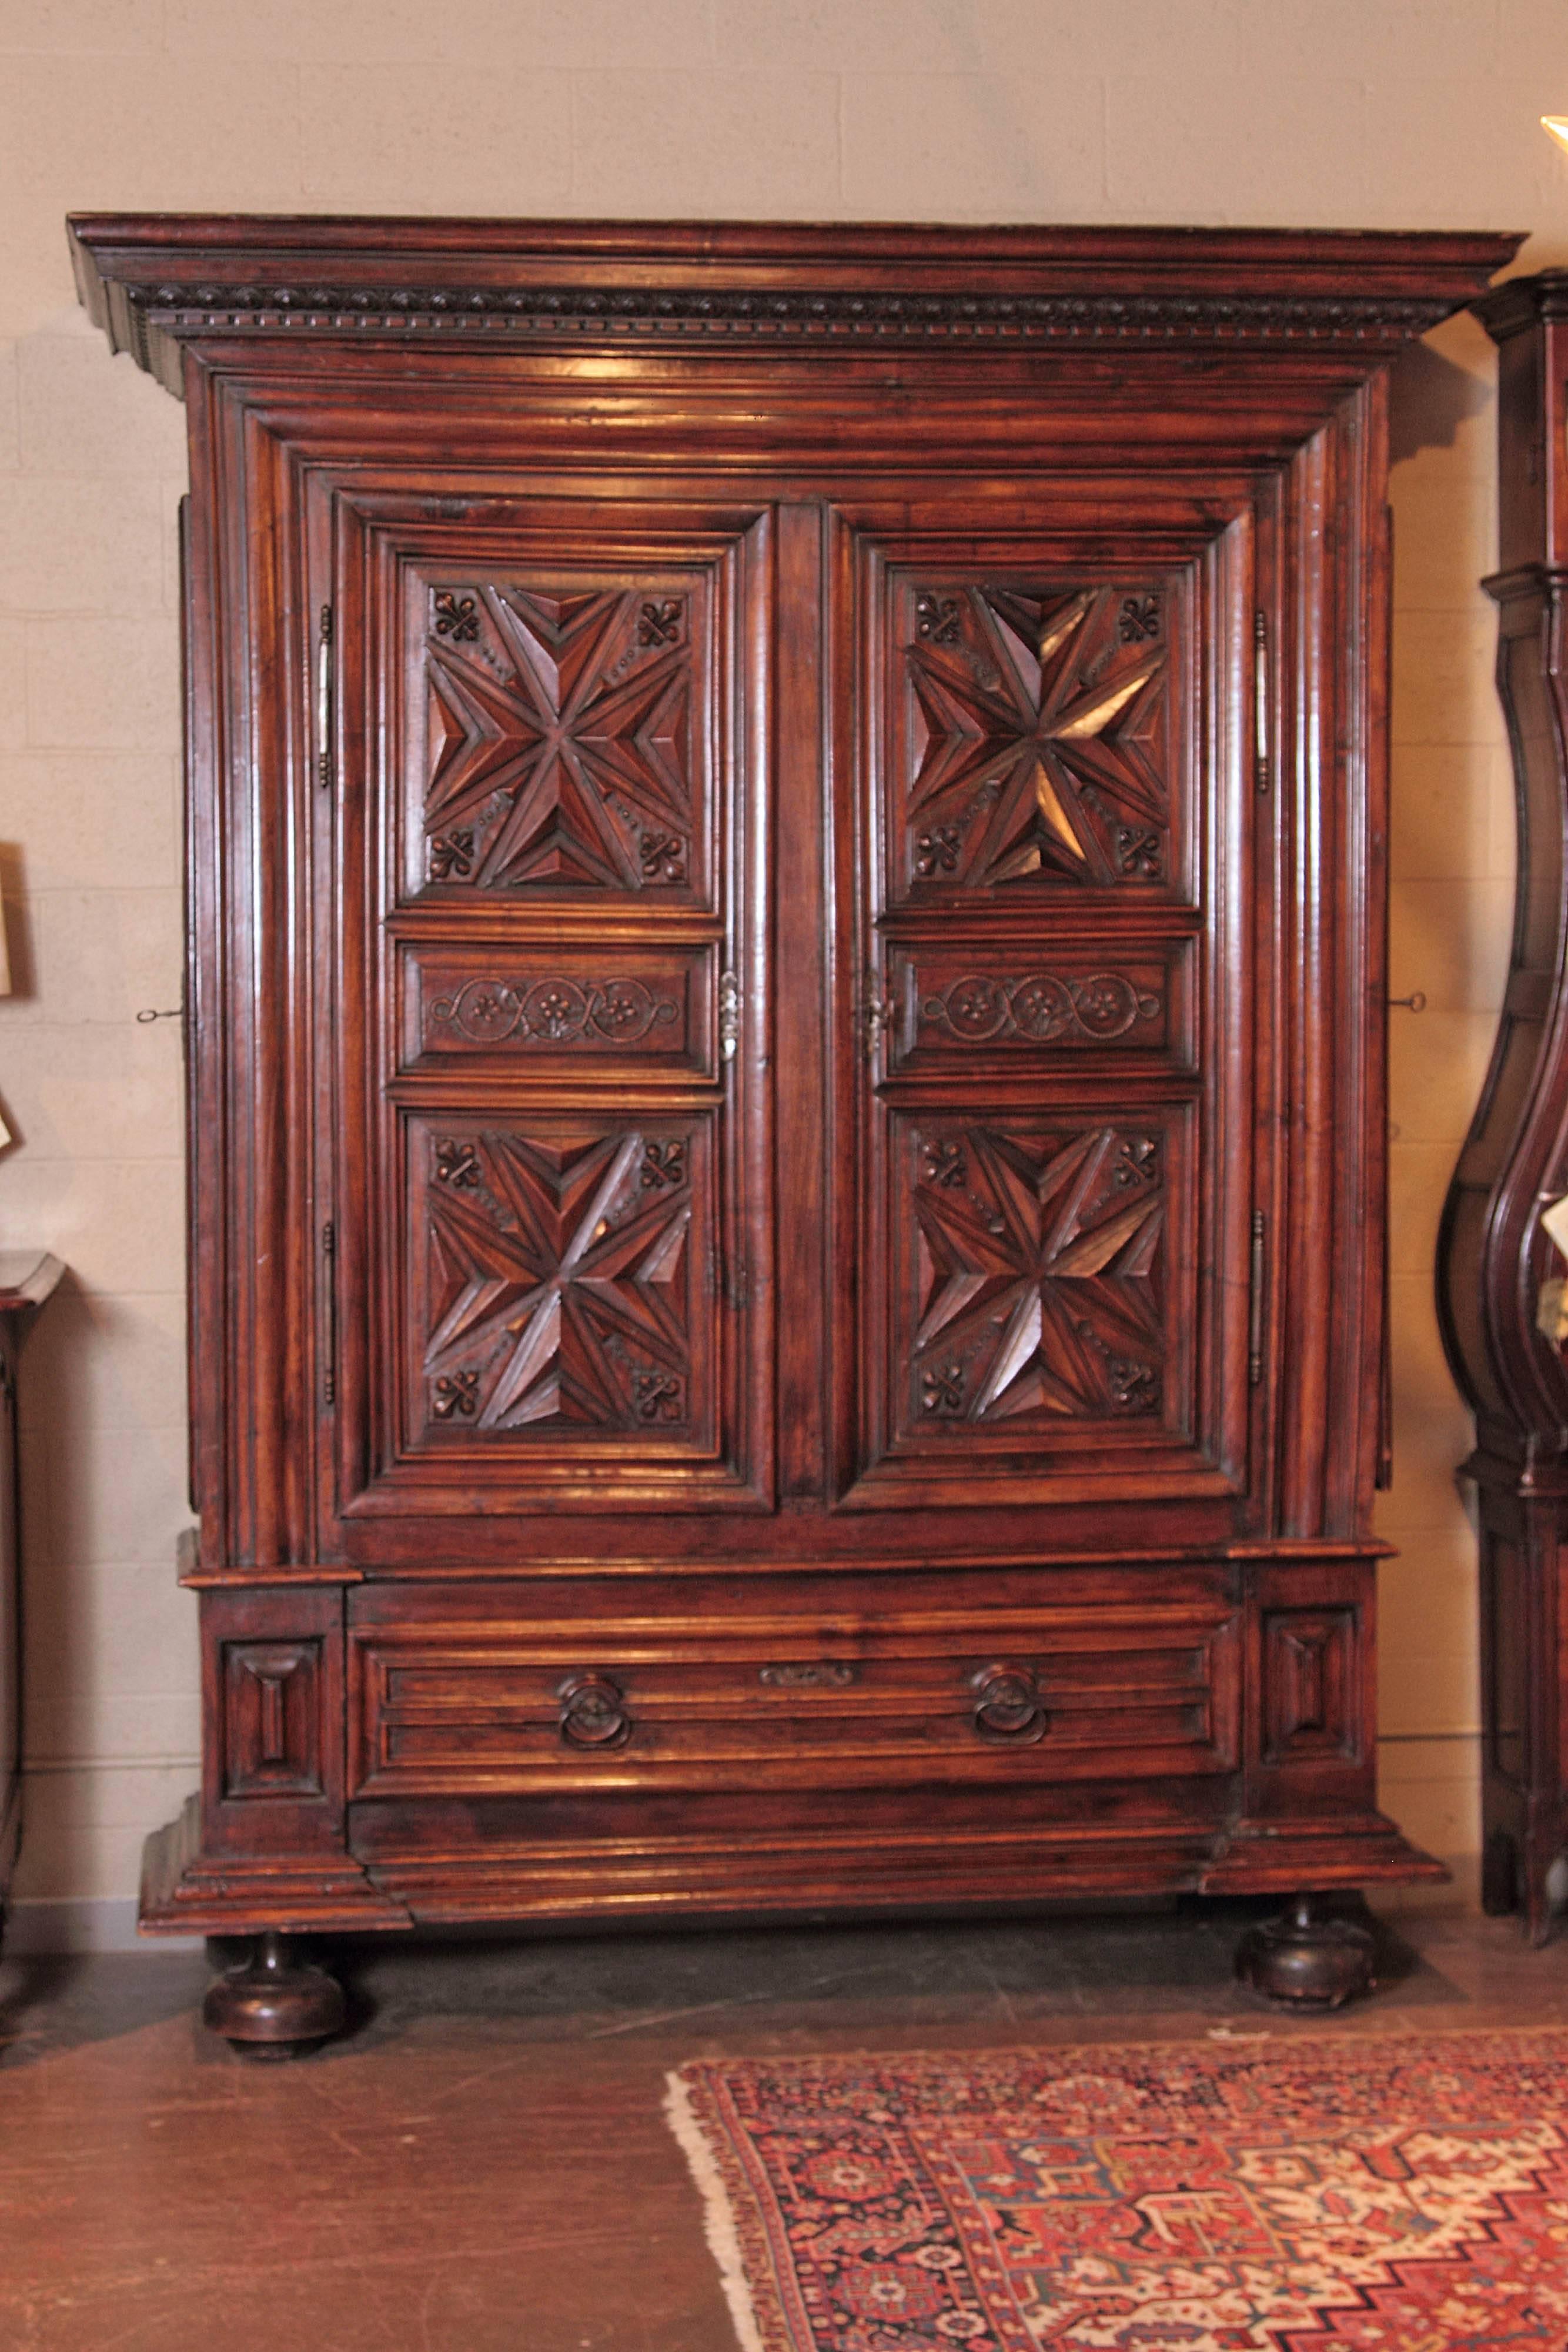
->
[69,218,1516,2044]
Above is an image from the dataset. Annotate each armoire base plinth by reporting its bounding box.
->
[141,1795,1439,2037]
[1201,1811,1447,1899]
[138,1797,413,1940]
[1234,1893,1379,2009]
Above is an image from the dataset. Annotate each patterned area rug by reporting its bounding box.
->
[666,2031,1568,2350]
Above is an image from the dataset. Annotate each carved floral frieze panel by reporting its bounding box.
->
[399,944,716,1077]
[894,1117,1170,1442]
[430,974,680,1048]
[410,1116,710,1444]
[885,947,1183,1075]
[920,970,1161,1046]
[413,578,710,898]
[890,580,1180,901]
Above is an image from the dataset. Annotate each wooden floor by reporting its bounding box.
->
[1,1900,1566,2350]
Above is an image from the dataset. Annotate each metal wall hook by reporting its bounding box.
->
[1388,991,1426,1011]
[136,1007,182,1023]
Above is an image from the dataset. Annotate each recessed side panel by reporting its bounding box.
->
[221,1639,325,1799]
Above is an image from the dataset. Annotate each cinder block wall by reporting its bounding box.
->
[1,0,1564,1934]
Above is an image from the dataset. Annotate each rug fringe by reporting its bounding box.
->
[663,2071,768,2352]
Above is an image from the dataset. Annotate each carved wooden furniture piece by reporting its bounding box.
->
[0,1251,65,1932]
[69,218,1517,2043]
[1442,270,1568,1943]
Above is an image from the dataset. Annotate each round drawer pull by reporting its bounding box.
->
[557,1673,633,1750]
[971,1663,1047,1744]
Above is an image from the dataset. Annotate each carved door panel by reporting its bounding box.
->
[326,500,773,1525]
[837,518,1257,1510]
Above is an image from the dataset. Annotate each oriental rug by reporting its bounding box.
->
[666,2029,1568,2351]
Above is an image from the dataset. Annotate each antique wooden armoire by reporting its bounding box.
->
[70,218,1517,2046]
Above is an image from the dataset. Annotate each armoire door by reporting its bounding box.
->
[323,496,775,1531]
[320,484,1260,1546]
[830,503,1258,1514]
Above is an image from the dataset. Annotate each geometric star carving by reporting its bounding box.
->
[424,586,693,891]
[905,585,1169,889]
[423,1126,694,1432]
[910,1123,1165,1423]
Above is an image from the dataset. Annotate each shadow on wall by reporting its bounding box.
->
[0,844,29,1156]
[12,1264,196,1914]
[20,1273,115,1901]
[1388,335,1493,467]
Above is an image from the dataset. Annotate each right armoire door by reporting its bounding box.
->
[826,497,1261,1526]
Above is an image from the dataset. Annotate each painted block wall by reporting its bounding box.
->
[0,0,1564,1933]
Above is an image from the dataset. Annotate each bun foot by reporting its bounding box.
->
[1235,1892,1378,2010]
[203,1931,345,2056]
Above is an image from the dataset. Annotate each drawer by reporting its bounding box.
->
[347,1608,1239,1797]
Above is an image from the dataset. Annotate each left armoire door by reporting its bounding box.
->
[319,493,778,1552]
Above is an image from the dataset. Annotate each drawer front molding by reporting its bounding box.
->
[347,1610,1240,1798]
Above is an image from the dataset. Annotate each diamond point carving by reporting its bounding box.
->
[420,583,696,896]
[902,583,1172,894]
[421,1124,698,1438]
[907,1122,1166,1426]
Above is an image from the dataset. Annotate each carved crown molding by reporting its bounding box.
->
[69,217,1524,395]
[122,280,1466,353]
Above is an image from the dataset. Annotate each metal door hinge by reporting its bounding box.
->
[718,969,741,1062]
[1253,610,1271,796]
[707,1245,750,1313]
[316,605,334,790]
[861,968,894,1059]
[1249,1208,1267,1387]
[321,1220,337,1406]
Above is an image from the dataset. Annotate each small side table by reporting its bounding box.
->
[0,1252,63,1920]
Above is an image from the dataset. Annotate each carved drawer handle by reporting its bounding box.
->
[971,1663,1048,1745]
[557,1673,633,1751]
